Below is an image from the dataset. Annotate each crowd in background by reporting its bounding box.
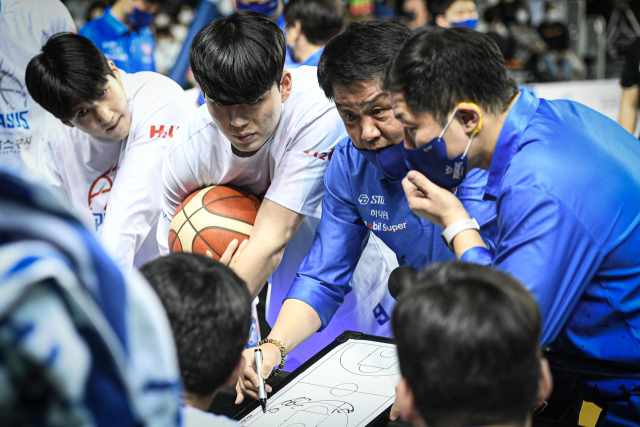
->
[60,0,635,85]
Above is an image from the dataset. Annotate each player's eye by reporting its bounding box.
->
[343,112,356,122]
[77,109,88,118]
[372,108,384,116]
[100,89,107,97]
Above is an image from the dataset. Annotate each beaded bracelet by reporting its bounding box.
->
[258,338,287,377]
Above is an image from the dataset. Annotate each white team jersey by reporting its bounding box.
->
[157,66,347,325]
[39,70,196,272]
[0,0,75,170]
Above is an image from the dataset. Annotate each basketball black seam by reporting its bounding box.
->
[172,190,257,249]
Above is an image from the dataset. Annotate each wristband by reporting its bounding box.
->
[441,218,480,252]
[258,338,287,377]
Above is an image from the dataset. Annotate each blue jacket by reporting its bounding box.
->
[79,7,155,73]
[286,137,499,329]
[463,90,640,422]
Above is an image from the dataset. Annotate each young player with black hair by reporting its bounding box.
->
[157,10,347,360]
[26,33,195,272]
[234,21,499,416]
[140,253,251,426]
[392,262,552,427]
[283,0,346,69]
[387,27,640,425]
[427,0,478,29]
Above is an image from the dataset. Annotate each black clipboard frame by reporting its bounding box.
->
[234,331,396,427]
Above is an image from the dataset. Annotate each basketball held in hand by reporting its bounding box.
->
[168,185,261,259]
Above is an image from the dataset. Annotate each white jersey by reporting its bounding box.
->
[158,66,347,251]
[39,70,196,272]
[0,0,74,170]
[158,66,347,324]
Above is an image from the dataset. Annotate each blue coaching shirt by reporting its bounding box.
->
[285,47,324,69]
[286,137,499,330]
[79,7,155,73]
[462,90,640,421]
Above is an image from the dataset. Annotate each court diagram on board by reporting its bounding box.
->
[239,340,400,427]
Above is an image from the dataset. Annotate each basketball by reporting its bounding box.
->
[168,185,261,259]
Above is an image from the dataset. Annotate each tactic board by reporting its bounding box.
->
[237,332,399,427]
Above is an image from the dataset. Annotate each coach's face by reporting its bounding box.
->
[205,71,292,153]
[62,61,131,141]
[333,79,405,151]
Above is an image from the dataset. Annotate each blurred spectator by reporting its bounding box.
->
[399,0,429,30]
[79,0,163,73]
[283,0,346,68]
[236,0,286,29]
[537,2,572,80]
[484,4,514,60]
[619,37,640,136]
[427,0,478,29]
[497,0,521,25]
[508,3,547,75]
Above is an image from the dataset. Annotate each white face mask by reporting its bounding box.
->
[178,9,194,26]
[546,9,562,23]
[515,9,529,24]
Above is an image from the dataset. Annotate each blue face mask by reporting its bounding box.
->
[403,104,482,189]
[126,7,154,30]
[357,142,408,182]
[236,0,279,18]
[450,18,478,30]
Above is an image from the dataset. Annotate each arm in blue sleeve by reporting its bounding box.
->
[285,153,370,331]
[481,185,603,346]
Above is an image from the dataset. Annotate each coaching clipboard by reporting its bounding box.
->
[235,331,398,427]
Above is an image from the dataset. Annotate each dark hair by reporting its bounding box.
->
[392,262,541,427]
[140,253,252,396]
[385,27,518,126]
[284,0,346,46]
[317,21,413,100]
[190,10,286,106]
[25,33,114,121]
[427,0,475,18]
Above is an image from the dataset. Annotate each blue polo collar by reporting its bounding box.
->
[484,89,540,200]
[104,7,130,36]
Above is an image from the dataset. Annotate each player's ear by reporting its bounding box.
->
[534,358,553,408]
[60,119,74,128]
[280,70,292,103]
[108,60,122,84]
[221,357,246,388]
[395,377,425,425]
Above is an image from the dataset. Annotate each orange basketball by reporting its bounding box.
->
[168,185,261,259]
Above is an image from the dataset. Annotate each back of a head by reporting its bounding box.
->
[140,253,252,397]
[25,33,114,121]
[317,20,413,99]
[392,262,542,427]
[190,10,286,106]
[385,27,518,126]
[427,0,456,18]
[284,0,346,46]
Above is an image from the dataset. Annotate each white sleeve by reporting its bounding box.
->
[100,87,196,272]
[265,108,347,218]
[156,127,207,256]
[36,122,73,207]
